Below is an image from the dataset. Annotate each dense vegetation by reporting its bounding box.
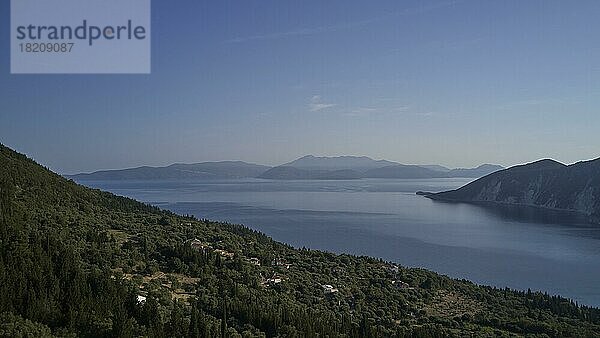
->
[1,143,600,337]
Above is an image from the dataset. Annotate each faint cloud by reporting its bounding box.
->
[392,106,410,113]
[257,111,272,118]
[494,97,579,111]
[343,107,377,117]
[309,95,337,112]
[225,0,464,43]
[375,97,402,102]
[415,111,435,117]
[343,105,409,117]
[352,107,377,114]
[226,27,328,43]
[513,99,550,106]
[421,36,485,51]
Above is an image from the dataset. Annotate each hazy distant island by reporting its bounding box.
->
[69,161,271,180]
[425,158,600,224]
[69,155,503,181]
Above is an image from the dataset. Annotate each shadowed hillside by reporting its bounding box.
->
[428,158,600,224]
[1,144,599,337]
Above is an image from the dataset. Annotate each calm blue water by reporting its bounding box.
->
[77,178,600,307]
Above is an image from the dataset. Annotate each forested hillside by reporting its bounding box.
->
[1,143,600,337]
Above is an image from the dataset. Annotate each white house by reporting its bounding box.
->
[188,238,208,251]
[272,258,291,269]
[322,284,339,294]
[215,249,234,258]
[392,280,413,290]
[267,276,283,284]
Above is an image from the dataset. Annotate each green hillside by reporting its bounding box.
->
[1,144,599,337]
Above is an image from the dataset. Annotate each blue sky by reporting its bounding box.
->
[1,0,600,174]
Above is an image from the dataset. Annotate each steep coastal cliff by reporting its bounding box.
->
[428,158,600,223]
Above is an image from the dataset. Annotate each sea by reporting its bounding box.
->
[76,178,600,307]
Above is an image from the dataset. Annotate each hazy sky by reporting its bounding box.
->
[1,0,600,174]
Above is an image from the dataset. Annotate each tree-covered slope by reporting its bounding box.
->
[1,143,600,337]
[428,158,600,224]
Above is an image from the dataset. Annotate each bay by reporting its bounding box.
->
[77,178,600,307]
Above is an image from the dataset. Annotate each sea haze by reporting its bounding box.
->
[76,178,600,307]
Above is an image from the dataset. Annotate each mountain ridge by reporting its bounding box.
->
[262,159,503,180]
[69,161,271,180]
[69,155,504,181]
[283,155,398,171]
[261,155,503,180]
[427,158,600,224]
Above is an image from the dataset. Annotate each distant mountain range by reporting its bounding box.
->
[257,166,363,180]
[69,161,271,180]
[69,155,503,181]
[419,164,452,172]
[283,155,397,171]
[259,156,503,180]
[425,158,600,224]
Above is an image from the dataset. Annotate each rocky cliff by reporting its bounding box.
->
[428,158,600,223]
